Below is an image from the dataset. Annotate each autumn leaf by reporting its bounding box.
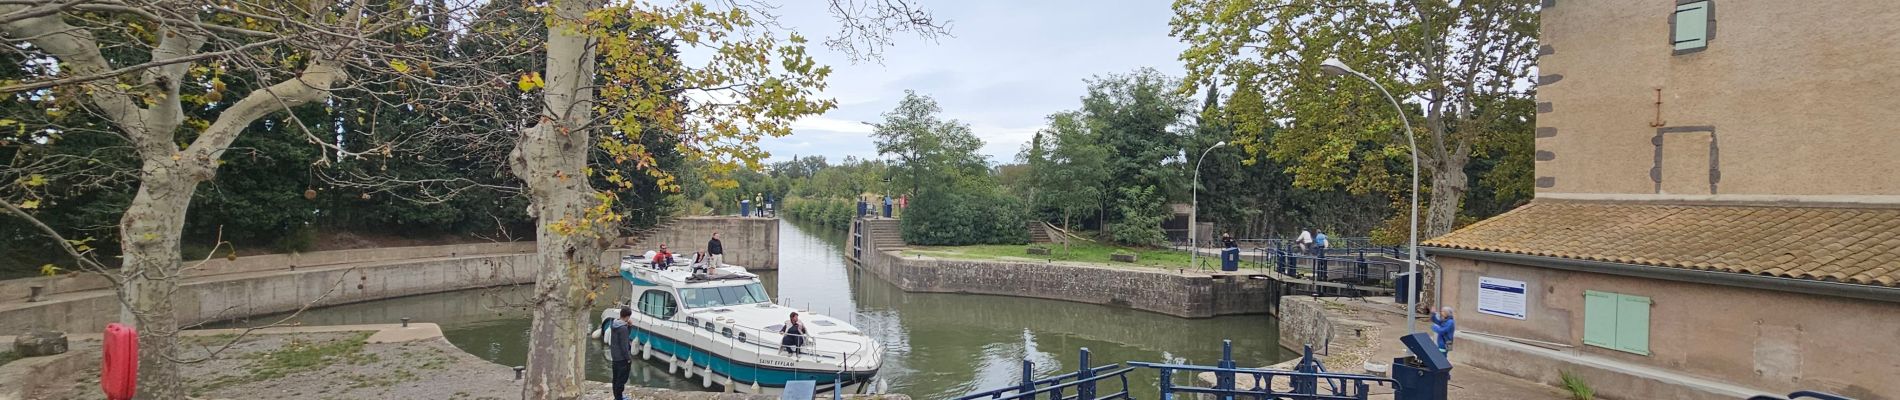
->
[18,199,40,209]
[387,59,412,74]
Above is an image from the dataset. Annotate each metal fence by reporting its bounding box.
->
[958,341,1401,400]
[953,348,1136,400]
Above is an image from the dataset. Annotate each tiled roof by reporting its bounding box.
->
[1424,201,1900,287]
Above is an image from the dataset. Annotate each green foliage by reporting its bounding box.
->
[275,224,318,253]
[1110,186,1166,247]
[1033,111,1111,229]
[1173,0,1541,236]
[1560,370,1595,400]
[782,196,856,230]
[901,188,1028,246]
[872,91,989,198]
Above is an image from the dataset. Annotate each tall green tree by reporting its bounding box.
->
[871,90,987,198]
[1036,111,1109,250]
[1173,0,1540,238]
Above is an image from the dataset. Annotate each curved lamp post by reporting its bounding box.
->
[1190,141,1228,270]
[1320,58,1422,334]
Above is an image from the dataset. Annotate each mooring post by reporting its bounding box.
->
[1078,347,1095,399]
[1019,359,1035,396]
[1158,367,1175,400]
[400,317,410,327]
[27,285,43,302]
[1217,340,1236,400]
[513,366,525,380]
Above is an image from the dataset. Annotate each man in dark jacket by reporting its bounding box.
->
[707,232,724,269]
[610,307,634,400]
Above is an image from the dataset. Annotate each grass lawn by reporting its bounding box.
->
[904,241,1209,269]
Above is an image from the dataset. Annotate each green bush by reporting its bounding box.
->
[901,189,1028,246]
[1110,185,1166,247]
[783,196,857,230]
[275,224,319,253]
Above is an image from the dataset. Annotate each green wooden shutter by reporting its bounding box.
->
[1674,2,1711,51]
[1615,294,1652,355]
[1582,291,1618,348]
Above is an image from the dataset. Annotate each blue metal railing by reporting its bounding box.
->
[1131,343,1395,400]
[960,341,1409,400]
[954,348,1135,400]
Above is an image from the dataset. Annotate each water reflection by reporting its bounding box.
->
[223,219,1286,398]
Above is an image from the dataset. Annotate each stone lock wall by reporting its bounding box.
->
[852,235,1272,318]
[626,217,779,270]
[0,217,781,335]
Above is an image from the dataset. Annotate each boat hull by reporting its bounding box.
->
[631,325,879,390]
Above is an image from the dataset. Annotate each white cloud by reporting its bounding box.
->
[790,116,874,134]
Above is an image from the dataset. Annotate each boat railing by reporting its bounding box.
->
[634,306,876,370]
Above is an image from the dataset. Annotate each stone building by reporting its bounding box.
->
[1421,1,1900,399]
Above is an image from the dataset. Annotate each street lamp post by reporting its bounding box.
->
[1190,141,1228,270]
[1320,58,1423,334]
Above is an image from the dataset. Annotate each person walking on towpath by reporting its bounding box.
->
[1432,306,1457,354]
[707,232,724,269]
[609,306,634,400]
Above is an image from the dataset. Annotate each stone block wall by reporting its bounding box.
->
[0,253,540,335]
[627,217,779,269]
[854,236,1271,318]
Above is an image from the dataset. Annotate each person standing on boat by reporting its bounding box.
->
[780,312,808,355]
[706,232,724,270]
[609,306,634,400]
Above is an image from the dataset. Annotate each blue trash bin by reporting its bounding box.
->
[741,200,752,217]
[1220,248,1240,271]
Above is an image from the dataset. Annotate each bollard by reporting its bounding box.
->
[1019,359,1035,395]
[400,317,410,327]
[513,366,525,380]
[1078,347,1095,399]
[28,285,44,302]
[1217,340,1236,400]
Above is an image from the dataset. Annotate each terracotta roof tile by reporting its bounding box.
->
[1425,201,1900,288]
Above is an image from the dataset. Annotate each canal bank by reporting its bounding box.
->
[0,323,905,400]
[235,219,1286,399]
[0,217,778,336]
[847,218,1277,318]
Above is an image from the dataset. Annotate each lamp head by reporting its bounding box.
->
[1320,58,1356,77]
[1214,141,1228,148]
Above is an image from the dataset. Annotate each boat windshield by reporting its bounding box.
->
[679,283,770,308]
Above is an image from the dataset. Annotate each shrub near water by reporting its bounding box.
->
[901,190,1028,246]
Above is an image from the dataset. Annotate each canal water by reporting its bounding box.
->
[232,220,1286,398]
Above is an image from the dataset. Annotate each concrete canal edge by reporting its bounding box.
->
[0,323,908,400]
[848,220,1276,319]
[0,217,779,336]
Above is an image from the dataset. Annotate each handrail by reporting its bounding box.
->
[630,304,874,368]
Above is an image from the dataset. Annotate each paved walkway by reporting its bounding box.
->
[1198,296,1569,399]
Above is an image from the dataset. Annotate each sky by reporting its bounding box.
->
[756,1,1188,165]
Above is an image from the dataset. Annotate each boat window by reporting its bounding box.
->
[636,290,677,319]
[703,321,715,332]
[720,327,733,338]
[680,283,771,308]
[685,317,699,327]
[737,332,748,343]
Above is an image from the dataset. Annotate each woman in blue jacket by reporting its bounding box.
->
[1431,306,1456,353]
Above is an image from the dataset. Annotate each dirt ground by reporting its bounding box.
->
[31,332,530,400]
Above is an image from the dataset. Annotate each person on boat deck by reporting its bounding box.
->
[654,244,675,269]
[780,312,808,355]
[707,232,724,269]
[609,306,634,400]
[689,252,709,274]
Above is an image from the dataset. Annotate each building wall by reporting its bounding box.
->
[1437,256,1900,399]
[1536,0,1900,201]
